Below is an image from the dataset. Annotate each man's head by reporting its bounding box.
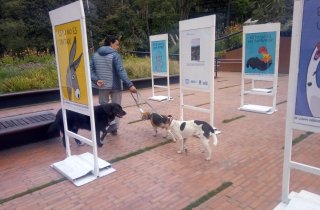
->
[104,35,119,51]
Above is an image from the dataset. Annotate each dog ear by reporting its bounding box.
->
[141,112,151,120]
[167,115,174,122]
[141,111,147,120]
[164,117,170,124]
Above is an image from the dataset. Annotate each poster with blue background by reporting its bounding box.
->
[151,40,167,74]
[245,32,276,75]
[294,0,320,125]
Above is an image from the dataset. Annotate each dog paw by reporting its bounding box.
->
[177,150,182,154]
[205,157,211,161]
[97,140,104,147]
[75,140,84,146]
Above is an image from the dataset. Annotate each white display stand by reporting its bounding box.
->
[149,34,173,102]
[274,0,320,209]
[52,153,116,186]
[49,0,115,186]
[149,95,172,102]
[240,104,272,114]
[239,23,280,114]
[275,191,320,210]
[179,15,219,133]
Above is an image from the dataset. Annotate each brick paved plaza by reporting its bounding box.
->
[0,72,319,210]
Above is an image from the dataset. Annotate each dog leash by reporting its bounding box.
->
[130,91,160,115]
[131,91,145,113]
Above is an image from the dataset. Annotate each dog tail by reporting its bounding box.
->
[47,120,59,135]
[212,133,218,146]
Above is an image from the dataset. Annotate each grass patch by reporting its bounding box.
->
[218,81,251,90]
[0,140,172,204]
[124,55,179,79]
[109,140,171,163]
[292,132,313,146]
[181,181,233,210]
[217,79,228,82]
[195,102,210,107]
[183,93,195,97]
[218,84,241,90]
[222,115,245,123]
[276,100,287,105]
[0,67,58,93]
[282,131,314,149]
[0,178,66,205]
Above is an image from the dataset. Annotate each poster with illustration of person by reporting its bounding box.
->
[151,40,167,75]
[149,34,172,101]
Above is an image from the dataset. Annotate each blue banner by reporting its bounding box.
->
[295,0,320,120]
[245,32,276,75]
[151,40,167,74]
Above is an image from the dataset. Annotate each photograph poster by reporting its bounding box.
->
[180,27,212,91]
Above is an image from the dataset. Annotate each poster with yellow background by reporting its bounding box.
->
[54,20,88,106]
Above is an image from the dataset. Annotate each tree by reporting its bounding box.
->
[22,0,75,51]
[0,19,27,53]
[0,0,293,55]
[250,0,293,27]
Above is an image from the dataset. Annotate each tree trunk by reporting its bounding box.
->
[226,0,231,27]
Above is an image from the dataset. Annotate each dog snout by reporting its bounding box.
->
[141,114,147,120]
[120,110,126,116]
[116,109,126,118]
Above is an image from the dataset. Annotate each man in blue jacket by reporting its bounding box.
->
[90,35,137,136]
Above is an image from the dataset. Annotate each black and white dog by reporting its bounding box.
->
[49,103,126,147]
[168,116,218,161]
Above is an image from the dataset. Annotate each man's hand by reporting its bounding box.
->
[96,80,104,87]
[129,85,137,93]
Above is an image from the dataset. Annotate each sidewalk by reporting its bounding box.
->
[0,72,319,210]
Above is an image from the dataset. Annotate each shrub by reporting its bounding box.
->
[124,55,179,79]
[0,55,58,93]
[0,53,179,94]
[216,22,243,54]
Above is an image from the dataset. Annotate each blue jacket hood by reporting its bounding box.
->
[97,46,115,56]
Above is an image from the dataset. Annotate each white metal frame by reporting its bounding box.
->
[179,15,216,127]
[280,0,320,204]
[49,0,114,186]
[240,23,280,114]
[149,34,172,101]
